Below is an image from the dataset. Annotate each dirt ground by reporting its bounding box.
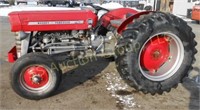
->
[0,16,199,110]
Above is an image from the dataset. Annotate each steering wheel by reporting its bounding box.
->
[88,4,110,12]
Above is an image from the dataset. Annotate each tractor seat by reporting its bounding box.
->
[110,19,124,28]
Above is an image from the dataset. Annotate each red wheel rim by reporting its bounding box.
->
[140,36,170,74]
[138,32,184,81]
[23,66,49,88]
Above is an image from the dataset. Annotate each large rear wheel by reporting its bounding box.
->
[115,12,197,94]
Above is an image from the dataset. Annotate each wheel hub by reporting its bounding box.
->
[140,37,170,74]
[23,66,49,88]
[32,75,42,84]
[152,50,161,59]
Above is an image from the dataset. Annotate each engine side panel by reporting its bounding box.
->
[9,10,98,32]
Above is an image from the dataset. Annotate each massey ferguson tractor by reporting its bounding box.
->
[8,5,197,100]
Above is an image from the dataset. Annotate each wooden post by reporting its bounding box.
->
[160,0,171,12]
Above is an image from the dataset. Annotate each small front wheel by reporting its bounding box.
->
[10,53,62,100]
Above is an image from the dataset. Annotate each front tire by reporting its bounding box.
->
[115,12,197,94]
[10,53,62,100]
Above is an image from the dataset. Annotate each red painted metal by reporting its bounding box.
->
[23,66,49,88]
[140,36,170,74]
[101,8,138,28]
[8,46,17,63]
[117,11,152,34]
[9,10,98,32]
[192,5,200,21]
[8,14,21,32]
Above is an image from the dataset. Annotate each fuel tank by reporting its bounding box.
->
[9,10,98,32]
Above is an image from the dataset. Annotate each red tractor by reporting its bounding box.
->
[8,5,197,100]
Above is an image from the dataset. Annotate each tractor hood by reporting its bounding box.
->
[9,10,98,32]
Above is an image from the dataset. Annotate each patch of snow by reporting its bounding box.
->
[174,14,193,22]
[0,4,9,7]
[101,2,124,10]
[130,7,144,12]
[0,3,123,17]
[194,75,200,88]
[0,5,80,16]
[104,72,138,110]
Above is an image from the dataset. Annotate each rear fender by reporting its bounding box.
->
[101,8,138,28]
[117,11,152,34]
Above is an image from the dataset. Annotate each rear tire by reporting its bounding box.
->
[10,53,62,100]
[115,12,197,95]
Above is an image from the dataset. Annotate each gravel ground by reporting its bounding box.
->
[0,16,199,110]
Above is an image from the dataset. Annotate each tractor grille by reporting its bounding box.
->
[15,32,21,57]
